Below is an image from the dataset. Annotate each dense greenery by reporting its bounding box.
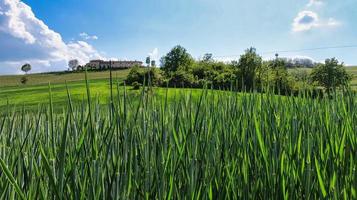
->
[126,45,352,94]
[311,58,352,91]
[0,77,355,199]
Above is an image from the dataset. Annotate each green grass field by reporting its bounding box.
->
[0,69,132,87]
[0,69,150,111]
[0,79,355,199]
[0,69,356,199]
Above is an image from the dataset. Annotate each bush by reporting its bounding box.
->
[168,70,197,87]
[126,66,164,87]
[126,65,142,85]
[132,81,141,90]
[20,76,28,84]
[145,68,164,86]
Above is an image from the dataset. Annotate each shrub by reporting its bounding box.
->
[20,76,28,84]
[132,81,141,90]
[126,66,164,87]
[168,70,197,87]
[126,65,142,85]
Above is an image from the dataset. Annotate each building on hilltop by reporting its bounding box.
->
[81,60,143,70]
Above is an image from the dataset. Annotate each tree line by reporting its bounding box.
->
[126,45,352,94]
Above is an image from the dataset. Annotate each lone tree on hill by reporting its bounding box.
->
[20,63,31,84]
[21,63,31,74]
[311,58,351,91]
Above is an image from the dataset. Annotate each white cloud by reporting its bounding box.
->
[148,48,159,61]
[307,0,324,7]
[79,32,98,40]
[292,11,319,32]
[0,0,104,74]
[292,11,340,32]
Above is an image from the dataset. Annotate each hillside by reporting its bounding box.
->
[0,69,132,87]
[1,66,356,111]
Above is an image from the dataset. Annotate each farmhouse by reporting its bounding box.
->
[83,60,143,70]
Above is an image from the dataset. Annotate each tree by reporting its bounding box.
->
[237,47,262,90]
[270,58,292,93]
[311,58,352,91]
[146,56,151,67]
[21,63,31,74]
[126,65,142,85]
[202,53,213,62]
[68,59,79,71]
[20,63,31,84]
[161,45,194,74]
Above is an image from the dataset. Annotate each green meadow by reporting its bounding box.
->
[1,66,356,112]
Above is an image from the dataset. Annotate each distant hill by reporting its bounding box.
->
[0,69,132,88]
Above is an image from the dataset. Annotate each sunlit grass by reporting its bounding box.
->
[0,75,356,199]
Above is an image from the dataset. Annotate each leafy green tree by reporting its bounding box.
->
[126,65,142,85]
[20,63,31,84]
[161,45,194,74]
[236,47,262,90]
[271,58,291,92]
[311,58,352,91]
[21,63,31,74]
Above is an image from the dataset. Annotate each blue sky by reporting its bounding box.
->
[0,0,357,74]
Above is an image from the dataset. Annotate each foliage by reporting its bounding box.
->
[202,53,213,62]
[168,69,197,87]
[192,60,236,88]
[20,76,28,84]
[311,58,352,91]
[283,57,316,68]
[268,58,293,94]
[126,65,164,86]
[132,81,141,90]
[21,63,31,74]
[161,45,194,75]
[126,65,142,84]
[235,47,262,90]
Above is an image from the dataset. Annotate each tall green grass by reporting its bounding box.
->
[0,77,356,199]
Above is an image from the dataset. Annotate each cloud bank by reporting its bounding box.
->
[0,0,104,74]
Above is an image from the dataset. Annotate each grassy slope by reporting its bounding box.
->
[1,67,356,111]
[0,70,205,111]
[0,69,132,87]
